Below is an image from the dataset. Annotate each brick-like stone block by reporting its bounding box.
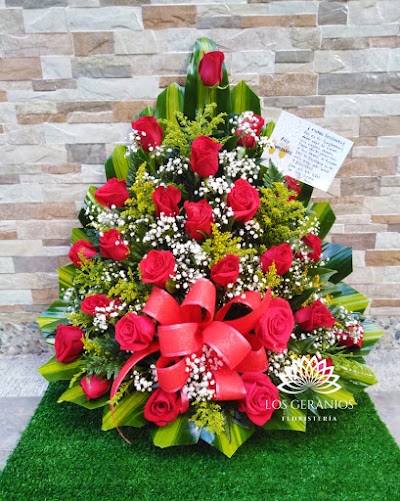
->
[275,50,312,64]
[360,116,400,136]
[2,33,73,57]
[32,79,76,91]
[71,56,132,79]
[73,32,114,57]
[318,1,348,25]
[339,157,397,177]
[23,7,67,33]
[66,7,142,31]
[0,8,24,33]
[13,256,59,273]
[331,233,376,250]
[241,14,316,28]
[366,251,400,267]
[32,288,59,305]
[319,72,400,95]
[260,74,318,96]
[66,143,106,164]
[143,5,196,29]
[341,177,380,197]
[112,100,154,121]
[41,56,72,80]
[0,58,42,80]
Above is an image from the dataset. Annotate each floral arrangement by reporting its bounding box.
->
[38,38,383,457]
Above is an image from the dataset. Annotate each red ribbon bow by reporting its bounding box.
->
[110,279,271,426]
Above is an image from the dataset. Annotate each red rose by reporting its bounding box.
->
[236,113,265,149]
[139,249,176,288]
[184,199,214,240]
[284,176,301,200]
[54,324,84,363]
[301,234,322,262]
[256,298,295,353]
[81,294,118,316]
[94,178,130,208]
[69,240,97,267]
[238,372,280,426]
[260,243,293,276]
[131,116,164,152]
[210,254,240,287]
[115,312,155,351]
[198,51,224,87]
[227,178,260,222]
[190,136,222,177]
[80,374,110,400]
[152,185,181,217]
[294,300,336,332]
[144,388,181,426]
[99,229,129,261]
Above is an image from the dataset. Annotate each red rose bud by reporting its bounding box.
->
[238,372,280,426]
[190,136,222,177]
[152,185,181,217]
[81,294,118,316]
[99,229,129,261]
[210,254,240,287]
[115,312,155,351]
[227,178,260,222]
[131,116,164,151]
[294,300,336,332]
[139,249,176,288]
[198,50,224,87]
[94,178,130,208]
[284,176,301,200]
[80,374,110,401]
[54,324,84,363]
[301,233,322,262]
[236,113,265,149]
[256,298,295,353]
[144,388,181,426]
[260,243,293,276]
[184,199,214,240]
[69,240,97,267]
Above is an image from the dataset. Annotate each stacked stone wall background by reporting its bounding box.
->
[0,0,399,332]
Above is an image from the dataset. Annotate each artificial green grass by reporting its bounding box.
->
[1,382,399,501]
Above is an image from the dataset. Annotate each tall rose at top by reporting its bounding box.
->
[190,136,222,177]
[198,51,224,87]
[131,116,164,151]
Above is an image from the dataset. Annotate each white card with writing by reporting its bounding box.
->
[262,111,353,192]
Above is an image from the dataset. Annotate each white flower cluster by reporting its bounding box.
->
[92,300,126,332]
[197,176,231,199]
[225,254,268,300]
[182,346,224,402]
[127,128,145,154]
[219,148,260,181]
[158,155,190,175]
[131,364,158,392]
[333,306,364,344]
[267,350,297,378]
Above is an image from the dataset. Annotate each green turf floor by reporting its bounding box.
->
[1,382,399,501]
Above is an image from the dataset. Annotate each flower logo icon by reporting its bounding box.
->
[278,356,341,395]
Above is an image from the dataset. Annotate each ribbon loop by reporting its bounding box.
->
[156,356,189,393]
[158,323,202,357]
[213,368,246,400]
[143,287,181,326]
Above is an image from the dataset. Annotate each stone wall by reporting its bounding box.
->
[0,0,399,327]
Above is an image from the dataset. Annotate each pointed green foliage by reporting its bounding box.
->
[231,81,261,115]
[58,263,77,294]
[135,106,156,119]
[105,144,131,180]
[183,37,231,120]
[71,227,91,244]
[37,300,70,337]
[330,355,377,386]
[39,356,83,382]
[313,387,357,408]
[322,242,353,283]
[102,391,150,430]
[358,320,385,356]
[200,415,255,457]
[150,414,201,447]
[325,282,369,314]
[156,83,184,123]
[263,395,307,432]
[309,202,336,239]
[297,183,314,206]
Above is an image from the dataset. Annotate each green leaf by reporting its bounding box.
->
[38,356,83,383]
[313,387,357,408]
[155,83,184,123]
[322,242,353,283]
[200,416,255,457]
[57,263,77,294]
[183,37,231,120]
[37,300,70,337]
[231,81,261,115]
[135,106,156,119]
[323,282,369,314]
[105,144,131,181]
[309,202,336,239]
[102,391,150,430]
[297,183,314,206]
[71,227,91,245]
[330,355,377,386]
[265,120,275,138]
[78,186,105,228]
[58,381,109,410]
[358,320,385,356]
[263,395,307,432]
[262,159,285,188]
[150,414,201,447]
[290,288,316,311]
